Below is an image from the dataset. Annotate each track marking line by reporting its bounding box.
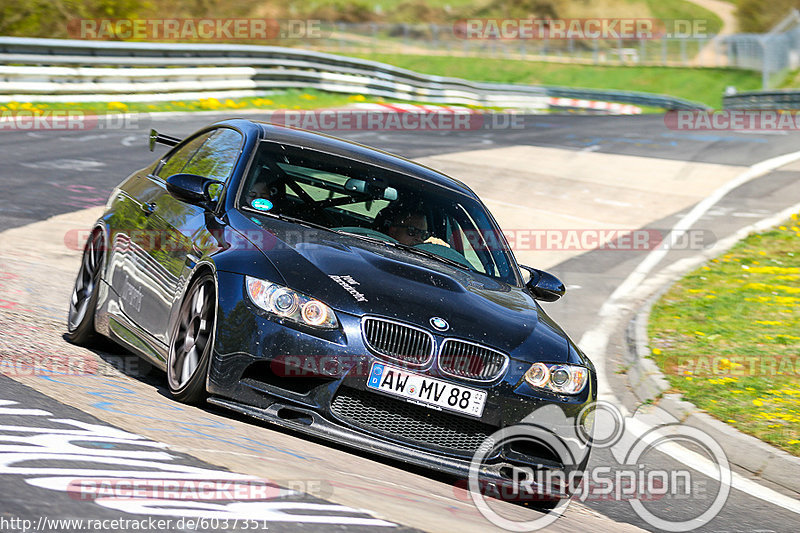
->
[578,149,800,514]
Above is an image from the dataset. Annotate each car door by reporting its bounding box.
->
[138,128,244,346]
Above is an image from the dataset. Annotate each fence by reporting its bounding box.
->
[0,37,708,110]
[303,23,724,68]
[723,10,800,89]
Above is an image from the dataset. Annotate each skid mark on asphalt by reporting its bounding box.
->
[49,183,108,210]
[20,159,106,172]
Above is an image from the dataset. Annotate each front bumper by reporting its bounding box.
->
[209,272,595,497]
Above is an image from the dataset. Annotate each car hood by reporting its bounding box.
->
[229,212,570,357]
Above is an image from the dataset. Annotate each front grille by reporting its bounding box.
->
[438,340,508,381]
[362,317,434,366]
[331,387,497,453]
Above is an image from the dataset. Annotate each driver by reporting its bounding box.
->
[375,204,430,246]
[387,211,430,246]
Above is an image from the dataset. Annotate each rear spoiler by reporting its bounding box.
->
[149,129,182,151]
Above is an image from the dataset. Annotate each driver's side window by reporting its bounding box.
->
[156,131,214,180]
[157,129,243,203]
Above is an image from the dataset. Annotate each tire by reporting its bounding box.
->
[66,229,104,345]
[167,272,216,404]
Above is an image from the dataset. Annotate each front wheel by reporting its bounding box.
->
[66,229,104,345]
[167,273,216,404]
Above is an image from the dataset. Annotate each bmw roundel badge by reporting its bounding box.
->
[430,317,449,331]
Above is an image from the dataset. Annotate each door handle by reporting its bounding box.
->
[141,202,156,216]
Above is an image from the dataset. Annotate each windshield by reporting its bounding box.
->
[238,141,518,284]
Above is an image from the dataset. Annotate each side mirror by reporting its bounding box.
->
[520,265,565,302]
[165,173,218,207]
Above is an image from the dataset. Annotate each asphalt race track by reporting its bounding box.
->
[1,111,800,532]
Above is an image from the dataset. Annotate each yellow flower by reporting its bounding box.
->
[789,440,800,445]
[753,399,764,407]
[759,251,766,255]
[348,94,367,102]
[652,348,662,355]
[780,226,788,230]
[694,331,706,336]
[300,93,317,100]
[107,101,128,111]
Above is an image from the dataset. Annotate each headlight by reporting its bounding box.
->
[246,276,338,329]
[524,362,588,394]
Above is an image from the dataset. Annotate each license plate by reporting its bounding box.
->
[366,362,487,418]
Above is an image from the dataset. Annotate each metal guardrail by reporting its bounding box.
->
[723,90,800,109]
[0,37,708,110]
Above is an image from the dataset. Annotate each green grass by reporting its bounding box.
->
[0,90,379,114]
[350,53,761,108]
[648,212,800,455]
[643,0,723,35]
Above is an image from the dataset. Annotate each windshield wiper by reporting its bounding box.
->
[336,231,397,246]
[246,208,339,235]
[392,242,473,272]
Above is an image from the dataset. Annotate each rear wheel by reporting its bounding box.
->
[66,229,104,345]
[167,273,216,404]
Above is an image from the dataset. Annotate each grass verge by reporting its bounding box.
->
[648,212,800,455]
[0,90,373,114]
[350,53,762,108]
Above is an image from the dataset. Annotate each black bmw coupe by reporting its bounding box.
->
[67,119,596,498]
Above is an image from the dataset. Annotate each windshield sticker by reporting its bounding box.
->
[329,275,368,302]
[251,198,273,212]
